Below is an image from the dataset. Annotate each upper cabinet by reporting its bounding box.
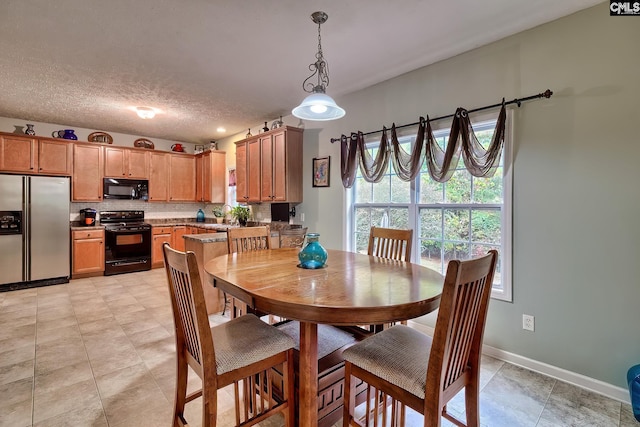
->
[0,133,72,176]
[148,151,169,202]
[196,150,226,204]
[169,153,196,201]
[72,142,103,202]
[236,126,303,203]
[38,138,73,175]
[104,146,149,179]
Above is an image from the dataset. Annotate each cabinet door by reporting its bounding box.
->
[236,142,248,202]
[209,151,226,204]
[271,131,288,201]
[202,152,212,203]
[38,139,73,175]
[152,232,173,268]
[173,226,187,252]
[260,134,274,201]
[149,152,169,201]
[73,144,103,201]
[127,150,149,178]
[104,146,127,177]
[169,154,196,201]
[195,153,205,202]
[0,134,37,173]
[247,139,261,203]
[72,233,104,276]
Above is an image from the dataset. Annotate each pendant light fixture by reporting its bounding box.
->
[292,11,345,121]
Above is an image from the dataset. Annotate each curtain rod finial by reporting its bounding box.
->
[543,89,553,98]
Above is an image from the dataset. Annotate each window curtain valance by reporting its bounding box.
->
[340,102,506,188]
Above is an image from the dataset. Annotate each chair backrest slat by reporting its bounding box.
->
[367,226,413,262]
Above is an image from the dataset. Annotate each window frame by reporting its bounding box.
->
[346,109,513,302]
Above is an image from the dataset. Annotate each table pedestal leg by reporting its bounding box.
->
[299,321,318,427]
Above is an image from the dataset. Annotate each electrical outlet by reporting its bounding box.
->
[301,213,305,222]
[522,314,535,332]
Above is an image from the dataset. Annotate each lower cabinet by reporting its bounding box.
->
[152,226,174,268]
[173,226,187,252]
[72,229,105,278]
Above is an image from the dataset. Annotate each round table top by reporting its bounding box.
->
[204,248,443,326]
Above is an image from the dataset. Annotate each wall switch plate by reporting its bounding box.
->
[523,314,535,331]
[301,213,305,222]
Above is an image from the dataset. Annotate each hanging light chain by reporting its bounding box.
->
[302,11,330,94]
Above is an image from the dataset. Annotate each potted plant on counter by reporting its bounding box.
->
[212,206,225,224]
[230,206,251,227]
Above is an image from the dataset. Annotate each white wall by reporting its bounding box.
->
[282,3,639,391]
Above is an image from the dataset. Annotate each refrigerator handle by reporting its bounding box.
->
[23,176,30,280]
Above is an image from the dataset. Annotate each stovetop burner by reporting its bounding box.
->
[100,210,150,230]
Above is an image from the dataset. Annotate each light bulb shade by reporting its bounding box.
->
[136,107,156,119]
[292,92,345,121]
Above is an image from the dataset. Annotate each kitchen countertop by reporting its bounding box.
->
[183,233,229,243]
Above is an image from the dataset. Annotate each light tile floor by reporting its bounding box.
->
[0,269,636,427]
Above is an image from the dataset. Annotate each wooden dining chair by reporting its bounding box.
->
[226,226,271,319]
[342,250,498,427]
[227,225,271,254]
[367,226,413,262]
[278,227,308,248]
[367,226,414,330]
[162,243,296,427]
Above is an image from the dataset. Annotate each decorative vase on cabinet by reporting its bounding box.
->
[298,233,327,269]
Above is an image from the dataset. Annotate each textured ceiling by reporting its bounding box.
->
[0,0,602,143]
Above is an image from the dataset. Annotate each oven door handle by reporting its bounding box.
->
[111,259,149,266]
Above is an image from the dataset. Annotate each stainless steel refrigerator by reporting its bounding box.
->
[0,174,70,290]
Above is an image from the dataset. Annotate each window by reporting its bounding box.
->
[348,111,512,301]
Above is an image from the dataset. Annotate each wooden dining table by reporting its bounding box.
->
[204,248,443,427]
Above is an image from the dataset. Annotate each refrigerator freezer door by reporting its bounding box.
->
[0,175,25,285]
[0,234,23,284]
[0,174,24,211]
[29,176,70,281]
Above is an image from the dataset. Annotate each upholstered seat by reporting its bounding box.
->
[342,250,498,427]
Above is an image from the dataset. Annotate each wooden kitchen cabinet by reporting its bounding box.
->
[0,133,73,176]
[72,142,103,201]
[173,225,187,252]
[152,226,173,268]
[169,153,196,201]
[104,146,149,178]
[196,150,226,203]
[0,133,38,173]
[148,151,169,201]
[38,138,73,175]
[72,229,105,278]
[235,126,302,203]
[235,137,261,203]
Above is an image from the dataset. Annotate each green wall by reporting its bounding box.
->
[294,2,640,389]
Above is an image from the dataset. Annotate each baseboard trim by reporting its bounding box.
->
[407,320,630,404]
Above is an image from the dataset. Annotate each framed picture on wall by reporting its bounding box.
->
[312,156,330,187]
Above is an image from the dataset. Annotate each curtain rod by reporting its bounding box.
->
[329,89,553,143]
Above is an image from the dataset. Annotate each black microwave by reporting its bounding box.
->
[103,178,149,200]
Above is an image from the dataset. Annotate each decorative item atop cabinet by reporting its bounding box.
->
[25,124,35,135]
[235,126,303,204]
[87,132,113,144]
[134,138,154,149]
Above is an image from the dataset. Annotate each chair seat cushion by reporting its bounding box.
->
[212,314,296,375]
[277,321,358,359]
[343,325,432,399]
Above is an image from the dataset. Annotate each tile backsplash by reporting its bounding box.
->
[69,201,277,222]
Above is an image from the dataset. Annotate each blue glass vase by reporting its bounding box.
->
[298,233,327,269]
